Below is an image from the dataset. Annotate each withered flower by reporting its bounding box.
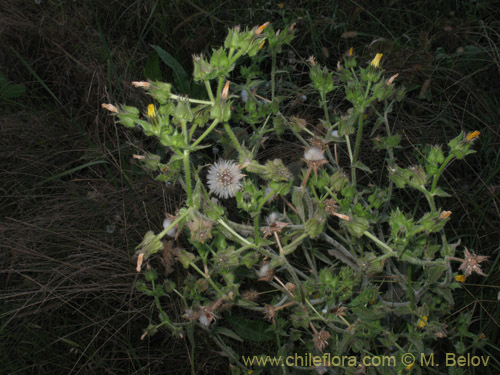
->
[324,198,350,221]
[241,290,259,302]
[257,261,275,281]
[261,212,288,238]
[458,248,488,277]
[188,218,213,244]
[264,304,277,323]
[313,330,331,352]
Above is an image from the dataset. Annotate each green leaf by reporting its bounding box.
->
[432,188,451,197]
[212,327,244,342]
[353,161,372,173]
[227,316,274,342]
[291,188,305,221]
[144,51,163,81]
[427,264,447,284]
[151,45,190,94]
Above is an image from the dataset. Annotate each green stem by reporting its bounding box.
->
[256,189,278,212]
[254,215,260,246]
[204,80,215,103]
[363,230,394,255]
[217,219,254,247]
[271,51,276,101]
[191,119,219,148]
[321,92,330,127]
[283,233,309,255]
[223,122,244,155]
[189,262,224,295]
[345,135,354,164]
[158,210,190,239]
[183,150,193,206]
[169,93,212,105]
[430,154,454,194]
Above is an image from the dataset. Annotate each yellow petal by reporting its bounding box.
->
[466,130,480,141]
[455,274,466,283]
[371,53,383,68]
[417,316,428,328]
[255,22,270,35]
[147,104,156,118]
[348,47,354,56]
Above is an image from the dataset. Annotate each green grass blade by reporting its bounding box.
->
[151,45,190,94]
[38,160,108,185]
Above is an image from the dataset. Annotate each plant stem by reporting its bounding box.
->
[183,150,192,206]
[217,219,254,247]
[321,92,330,126]
[191,119,219,148]
[430,154,454,194]
[283,233,309,255]
[271,51,277,101]
[223,122,244,155]
[204,80,215,103]
[158,210,190,239]
[169,93,212,105]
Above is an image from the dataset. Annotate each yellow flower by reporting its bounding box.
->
[348,47,354,56]
[147,104,156,118]
[417,316,428,328]
[259,40,266,50]
[279,2,284,9]
[255,22,270,35]
[466,130,480,141]
[406,363,414,371]
[370,53,383,68]
[455,274,466,283]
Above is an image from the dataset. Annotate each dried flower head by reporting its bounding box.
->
[101,103,118,113]
[459,248,488,277]
[261,213,288,238]
[439,211,452,219]
[308,55,317,66]
[199,307,219,327]
[132,81,151,88]
[187,218,213,244]
[221,81,230,99]
[257,261,274,281]
[386,73,399,86]
[207,160,245,199]
[242,290,259,302]
[313,330,331,352]
[264,304,277,323]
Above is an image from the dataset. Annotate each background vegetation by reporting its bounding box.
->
[1,0,499,374]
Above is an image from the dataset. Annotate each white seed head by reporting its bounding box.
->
[304,147,325,161]
[207,160,244,199]
[162,218,177,237]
